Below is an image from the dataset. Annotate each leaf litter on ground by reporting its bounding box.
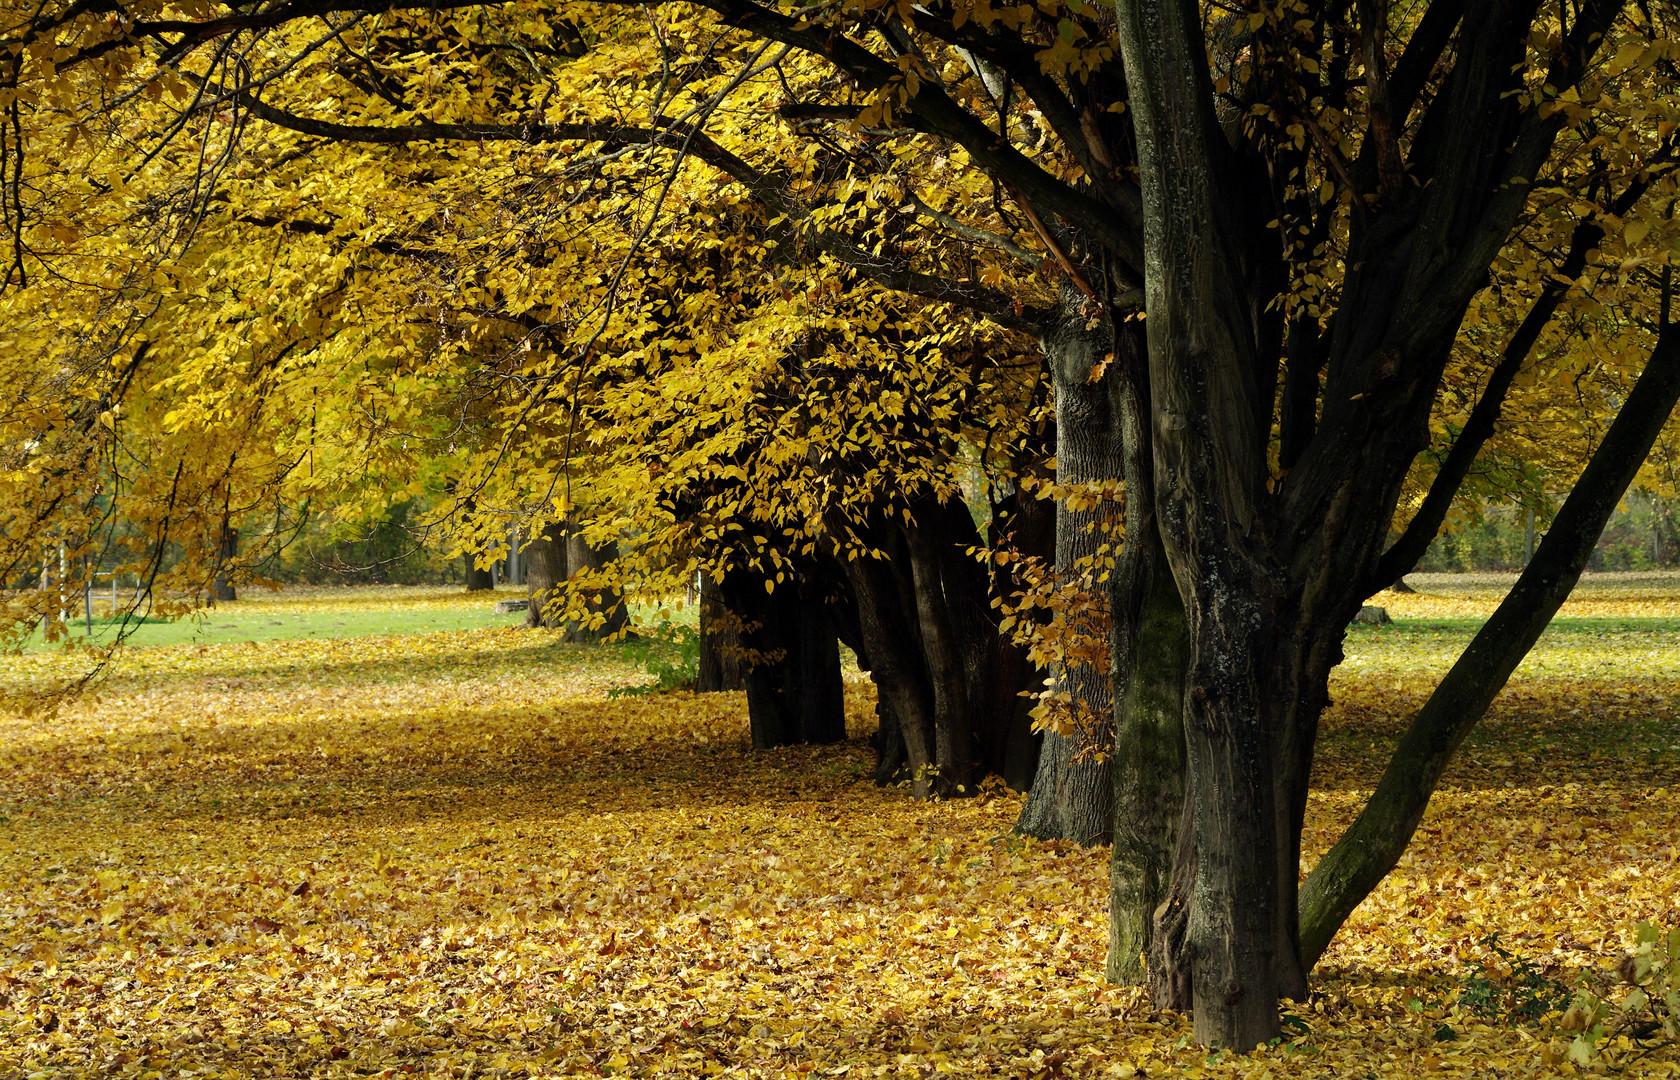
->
[1,581,1677,1078]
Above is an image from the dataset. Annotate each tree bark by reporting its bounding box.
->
[560,532,627,642]
[464,554,494,593]
[831,492,1032,798]
[722,571,848,750]
[524,522,567,629]
[833,521,940,797]
[697,571,746,692]
[796,600,847,743]
[907,517,978,797]
[1107,517,1188,983]
[213,526,238,603]
[1018,293,1123,843]
[1297,315,1680,967]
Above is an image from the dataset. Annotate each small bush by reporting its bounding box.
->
[607,621,700,699]
[1455,933,1571,1024]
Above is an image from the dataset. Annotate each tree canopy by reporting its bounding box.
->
[4,0,1680,1048]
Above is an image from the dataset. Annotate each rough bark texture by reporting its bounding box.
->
[1017,294,1122,844]
[1099,0,1620,1042]
[1115,0,1291,1040]
[1107,516,1187,983]
[1297,316,1680,967]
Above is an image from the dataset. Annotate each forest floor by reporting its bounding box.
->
[0,576,1677,1078]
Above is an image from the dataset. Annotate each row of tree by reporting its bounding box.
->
[3,0,1680,1047]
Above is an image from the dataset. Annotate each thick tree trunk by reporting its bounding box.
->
[524,522,567,629]
[796,603,847,743]
[696,572,746,692]
[1099,316,1194,985]
[1115,0,1305,1041]
[1106,515,1187,983]
[1297,317,1680,967]
[560,533,627,642]
[1018,294,1123,843]
[722,572,847,750]
[464,554,494,592]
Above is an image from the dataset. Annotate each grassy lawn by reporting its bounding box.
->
[15,585,532,651]
[0,575,1675,1078]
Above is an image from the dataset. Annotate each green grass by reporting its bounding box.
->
[1348,615,1680,634]
[15,584,698,654]
[16,585,531,651]
[1342,616,1680,681]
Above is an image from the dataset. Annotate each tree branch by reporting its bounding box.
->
[232,96,1051,329]
[1300,304,1680,970]
[1368,159,1673,592]
[701,0,1143,276]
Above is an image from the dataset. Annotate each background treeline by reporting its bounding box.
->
[1416,491,1680,573]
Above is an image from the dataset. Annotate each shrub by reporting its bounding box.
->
[607,621,700,699]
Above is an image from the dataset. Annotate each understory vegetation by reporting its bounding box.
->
[1,578,1677,1077]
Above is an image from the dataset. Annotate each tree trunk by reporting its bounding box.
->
[830,486,1043,797]
[213,526,238,603]
[1018,293,1123,843]
[560,533,627,642]
[464,554,494,593]
[742,581,800,749]
[869,697,910,784]
[1105,316,1191,984]
[721,571,847,749]
[1297,316,1680,968]
[932,494,1039,791]
[697,571,746,692]
[796,600,847,744]
[983,486,1053,792]
[1114,0,1317,1041]
[833,522,940,797]
[525,522,567,629]
[1107,518,1188,982]
[907,515,978,797]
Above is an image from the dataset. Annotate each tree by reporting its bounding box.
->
[6,0,1680,1049]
